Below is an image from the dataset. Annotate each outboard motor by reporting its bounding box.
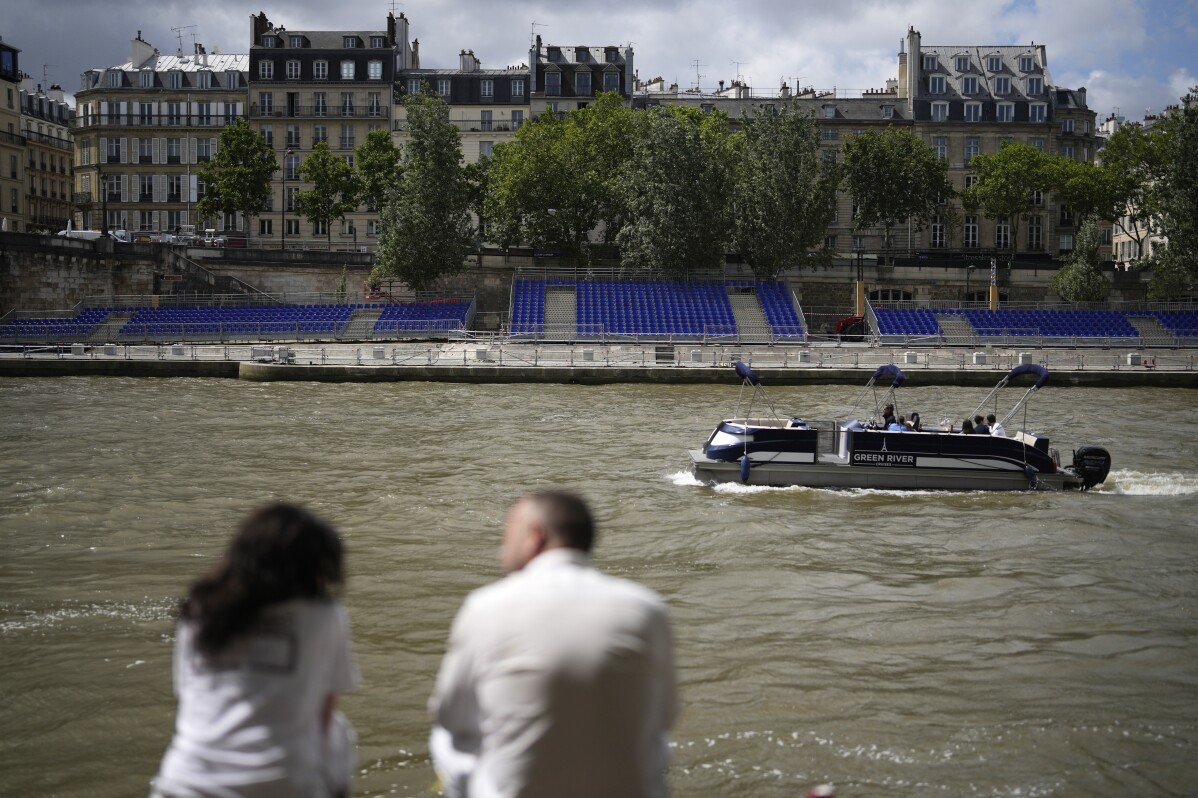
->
[1072,446,1112,490]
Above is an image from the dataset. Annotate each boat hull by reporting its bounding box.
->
[689,449,1079,491]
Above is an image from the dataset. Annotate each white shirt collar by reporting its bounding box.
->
[521,547,592,573]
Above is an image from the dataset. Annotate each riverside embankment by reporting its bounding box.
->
[2,342,1196,386]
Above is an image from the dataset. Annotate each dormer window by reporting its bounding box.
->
[930,75,946,94]
[286,60,301,79]
[882,104,894,119]
[922,54,937,71]
[1019,55,1035,72]
[965,102,981,122]
[511,78,524,97]
[341,60,355,79]
[987,55,1002,72]
[822,105,836,119]
[547,47,561,62]
[962,76,978,94]
[343,36,359,48]
[370,36,386,49]
[169,70,182,89]
[605,49,618,63]
[261,35,277,48]
[314,60,328,80]
[955,55,970,72]
[576,71,591,96]
[139,70,154,88]
[226,70,239,88]
[1026,76,1042,95]
[258,60,274,79]
[106,70,121,87]
[290,36,305,48]
[994,76,1010,95]
[197,70,212,88]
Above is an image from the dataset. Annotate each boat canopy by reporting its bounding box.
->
[735,361,761,386]
[872,363,906,388]
[1004,363,1049,390]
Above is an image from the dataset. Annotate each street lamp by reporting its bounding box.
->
[281,147,294,251]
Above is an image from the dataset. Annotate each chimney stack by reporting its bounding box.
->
[131,32,156,68]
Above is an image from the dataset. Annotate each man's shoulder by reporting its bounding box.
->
[462,558,667,615]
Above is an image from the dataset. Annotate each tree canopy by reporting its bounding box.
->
[294,141,358,248]
[196,118,276,226]
[354,128,403,212]
[375,91,473,291]
[616,106,735,277]
[964,142,1055,263]
[841,127,953,263]
[1051,217,1111,302]
[730,104,839,279]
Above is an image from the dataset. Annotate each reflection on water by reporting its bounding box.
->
[1,377,1197,796]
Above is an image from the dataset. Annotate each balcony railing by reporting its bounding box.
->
[250,104,390,119]
[392,118,523,133]
[24,131,72,150]
[0,130,28,146]
[76,114,243,129]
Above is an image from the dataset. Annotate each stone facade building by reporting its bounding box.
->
[1,39,25,233]
[531,36,633,118]
[247,11,403,249]
[73,33,248,235]
[19,79,74,232]
[635,27,1099,291]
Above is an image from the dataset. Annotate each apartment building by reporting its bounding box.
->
[0,39,25,232]
[531,36,633,117]
[19,79,74,232]
[74,33,248,234]
[899,27,1098,265]
[248,11,402,248]
[395,48,531,165]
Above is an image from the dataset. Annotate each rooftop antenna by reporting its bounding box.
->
[171,25,197,57]
[42,63,57,88]
[388,0,401,13]
[691,59,706,90]
[530,21,546,50]
[732,59,747,84]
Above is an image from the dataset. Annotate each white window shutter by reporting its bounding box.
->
[130,137,139,161]
[154,174,166,202]
[189,175,197,203]
[120,138,128,163]
[181,210,188,226]
[99,136,107,159]
[152,138,161,164]
[120,174,128,202]
[152,210,160,230]
[189,137,197,164]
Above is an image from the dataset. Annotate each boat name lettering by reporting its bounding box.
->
[852,452,916,467]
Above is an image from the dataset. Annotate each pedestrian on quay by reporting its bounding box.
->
[429,490,678,798]
[152,503,359,798]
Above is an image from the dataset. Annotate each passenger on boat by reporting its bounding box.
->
[907,412,922,431]
[972,415,991,435]
[882,404,896,427]
[988,414,1006,437]
[960,419,975,434]
[888,416,907,432]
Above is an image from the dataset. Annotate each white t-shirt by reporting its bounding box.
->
[154,598,358,798]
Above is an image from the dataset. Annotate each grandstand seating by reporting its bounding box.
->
[873,308,942,337]
[958,308,1139,338]
[0,308,113,339]
[373,300,473,333]
[120,304,355,337]
[509,277,803,339]
[1153,310,1198,337]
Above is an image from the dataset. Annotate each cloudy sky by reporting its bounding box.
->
[5,0,1196,119]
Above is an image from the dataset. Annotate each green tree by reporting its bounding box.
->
[964,142,1054,267]
[1050,217,1111,302]
[1157,91,1198,288]
[294,141,358,249]
[1049,157,1121,225]
[483,92,634,262]
[375,91,473,291]
[1146,247,1195,300]
[730,104,839,278]
[616,106,735,277]
[1098,122,1170,262]
[195,118,276,232]
[354,128,403,212]
[841,127,953,266]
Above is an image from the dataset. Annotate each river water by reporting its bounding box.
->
[2,377,1197,797]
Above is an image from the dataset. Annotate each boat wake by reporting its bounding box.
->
[1094,469,1198,496]
[664,470,971,498]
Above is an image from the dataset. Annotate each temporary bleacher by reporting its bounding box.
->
[0,308,113,339]
[1,300,474,342]
[872,306,1193,343]
[509,277,805,340]
[373,300,473,334]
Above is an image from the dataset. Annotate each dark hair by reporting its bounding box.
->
[962,418,975,432]
[974,415,985,425]
[527,491,595,552]
[181,503,343,656]
[910,412,922,431]
[987,414,997,423]
[897,416,906,424]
